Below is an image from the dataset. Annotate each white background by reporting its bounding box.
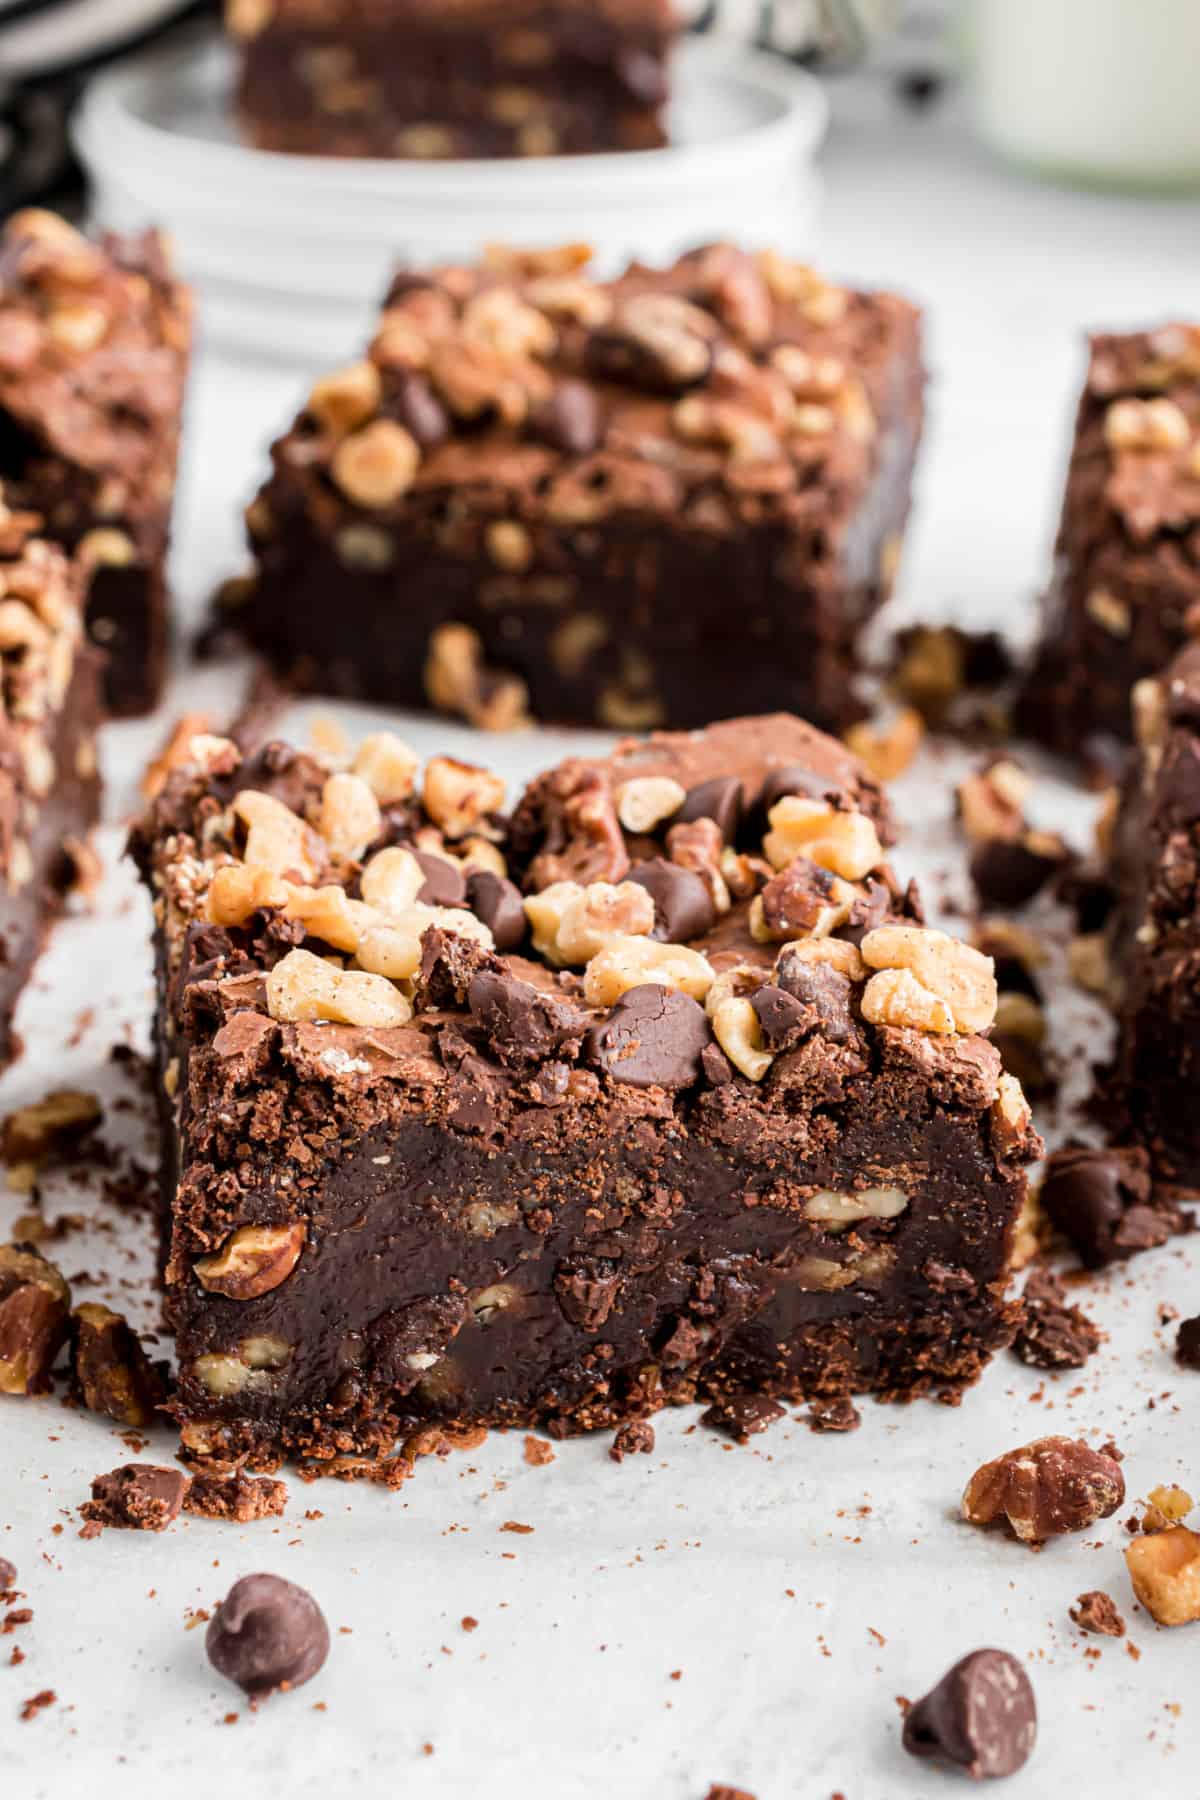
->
[4,70,1200,1799]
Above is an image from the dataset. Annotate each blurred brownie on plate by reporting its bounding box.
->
[0,505,102,1064]
[130,709,1034,1477]
[0,210,192,716]
[1021,323,1200,757]
[227,0,676,159]
[229,242,924,733]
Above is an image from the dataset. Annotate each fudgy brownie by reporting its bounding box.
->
[131,710,1036,1477]
[228,0,675,159]
[0,502,102,1065]
[1021,324,1200,756]
[0,210,192,716]
[229,243,924,734]
[1106,642,1200,1188]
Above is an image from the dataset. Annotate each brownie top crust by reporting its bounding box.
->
[0,210,191,519]
[258,241,920,538]
[235,0,676,26]
[131,712,1034,1283]
[1076,325,1200,549]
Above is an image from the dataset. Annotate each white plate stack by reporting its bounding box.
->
[74,33,828,370]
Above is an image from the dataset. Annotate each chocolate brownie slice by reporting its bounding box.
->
[130,712,1035,1477]
[229,242,923,734]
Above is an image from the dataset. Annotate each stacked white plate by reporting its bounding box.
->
[74,32,828,369]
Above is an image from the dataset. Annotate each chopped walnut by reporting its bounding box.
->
[351,732,419,804]
[306,360,381,435]
[861,966,954,1035]
[194,1223,307,1300]
[526,879,655,967]
[1125,1526,1200,1625]
[232,790,323,882]
[842,706,924,783]
[860,925,997,1034]
[331,419,420,508]
[265,947,412,1027]
[1105,396,1191,452]
[0,1242,70,1394]
[421,756,506,840]
[206,863,289,929]
[711,996,773,1082]
[962,1435,1125,1545]
[319,772,382,861]
[359,846,426,915]
[3,1089,101,1164]
[583,937,714,1006]
[356,906,492,980]
[424,624,530,732]
[762,797,884,882]
[141,711,214,800]
[615,776,686,835]
[956,759,1030,845]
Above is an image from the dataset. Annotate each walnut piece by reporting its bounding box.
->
[1125,1527,1200,1625]
[194,1223,307,1300]
[842,706,924,783]
[962,1435,1125,1545]
[422,755,506,839]
[265,947,412,1027]
[3,1088,101,1164]
[525,879,655,967]
[307,360,381,435]
[1105,396,1190,453]
[583,936,714,1006]
[762,797,884,882]
[351,731,419,804]
[319,772,382,861]
[861,924,997,1034]
[233,790,322,882]
[0,1242,70,1394]
[615,776,686,835]
[711,995,773,1082]
[331,419,420,508]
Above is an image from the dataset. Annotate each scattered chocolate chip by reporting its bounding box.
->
[1011,1271,1101,1371]
[807,1396,860,1433]
[750,984,809,1051]
[677,776,743,845]
[962,1435,1125,1545]
[413,849,467,908]
[1176,1316,1200,1369]
[1039,1143,1167,1268]
[81,1464,190,1533]
[532,378,601,455]
[468,968,585,1068]
[700,1393,785,1442]
[465,871,526,952]
[1070,1590,1125,1637]
[903,1649,1036,1779]
[184,1471,289,1523]
[0,1557,16,1591]
[757,763,838,816]
[206,1573,329,1699]
[626,858,716,943]
[71,1302,167,1427]
[584,984,710,1089]
[391,370,450,447]
[610,1420,655,1462]
[969,835,1069,909]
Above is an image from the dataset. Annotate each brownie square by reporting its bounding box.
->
[228,0,676,160]
[0,504,102,1064]
[229,243,924,734]
[131,710,1035,1477]
[1021,324,1200,756]
[0,210,193,716]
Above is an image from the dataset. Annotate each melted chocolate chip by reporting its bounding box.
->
[700,1392,785,1441]
[903,1649,1036,1780]
[465,871,526,952]
[758,764,840,815]
[677,776,743,845]
[469,969,585,1068]
[1039,1143,1155,1268]
[584,984,710,1089]
[533,379,601,455]
[626,858,715,943]
[969,836,1068,909]
[413,850,467,908]
[206,1573,330,1699]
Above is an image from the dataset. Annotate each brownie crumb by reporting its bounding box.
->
[19,1689,56,1722]
[1176,1317,1200,1370]
[807,1396,861,1433]
[81,1464,190,1533]
[1070,1590,1125,1637]
[183,1470,288,1523]
[700,1394,785,1442]
[0,1557,16,1593]
[610,1420,655,1462]
[461,1616,478,1633]
[1011,1271,1101,1370]
[522,1435,555,1468]
[704,1787,757,1800]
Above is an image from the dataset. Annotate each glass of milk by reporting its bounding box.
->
[969,0,1200,191]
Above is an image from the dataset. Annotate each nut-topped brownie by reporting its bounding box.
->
[228,0,676,160]
[0,502,102,1064]
[131,710,1036,1477]
[229,243,923,733]
[1021,324,1200,757]
[1106,643,1200,1188]
[0,210,192,716]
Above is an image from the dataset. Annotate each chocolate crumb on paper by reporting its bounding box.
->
[1070,1591,1126,1637]
[700,1394,785,1442]
[807,1396,861,1433]
[610,1420,655,1462]
[1011,1271,1101,1370]
[522,1436,555,1468]
[184,1471,289,1523]
[19,1689,56,1723]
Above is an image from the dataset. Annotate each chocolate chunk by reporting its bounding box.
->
[184,1471,289,1523]
[701,1040,733,1085]
[757,763,840,815]
[532,379,600,455]
[469,969,585,1068]
[609,1419,655,1462]
[0,1557,16,1592]
[1039,1143,1156,1268]
[700,1393,785,1441]
[841,877,893,946]
[626,858,715,943]
[1011,1271,1101,1371]
[206,1573,329,1699]
[750,985,809,1052]
[1070,1590,1125,1637]
[584,984,710,1089]
[465,871,526,952]
[71,1303,167,1427]
[82,1464,190,1533]
[413,849,467,908]
[770,949,854,1042]
[969,836,1068,909]
[416,925,496,1010]
[391,370,450,448]
[759,858,843,939]
[677,776,742,845]
[903,1649,1036,1779]
[807,1396,860,1433]
[1176,1316,1200,1369]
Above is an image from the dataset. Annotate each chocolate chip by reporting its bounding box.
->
[465,871,526,952]
[0,1558,16,1591]
[1176,1316,1200,1369]
[750,985,809,1051]
[413,850,466,908]
[626,858,715,943]
[468,968,585,1068]
[584,984,711,1089]
[700,1392,785,1441]
[532,379,600,455]
[770,950,854,1042]
[903,1650,1036,1779]
[757,764,841,815]
[81,1464,190,1534]
[677,776,743,845]
[609,1419,655,1461]
[969,836,1068,909]
[206,1573,330,1699]
[391,370,450,448]
[1011,1271,1100,1371]
[1039,1143,1155,1268]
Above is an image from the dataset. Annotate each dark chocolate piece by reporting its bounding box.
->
[807,1395,860,1432]
[71,1302,167,1426]
[1038,1143,1175,1268]
[465,871,526,951]
[903,1649,1036,1780]
[626,858,715,943]
[584,984,710,1089]
[1010,1271,1100,1371]
[206,1573,329,1698]
[700,1393,786,1441]
[413,850,466,908]
[0,1243,71,1395]
[678,776,742,844]
[1176,1316,1200,1369]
